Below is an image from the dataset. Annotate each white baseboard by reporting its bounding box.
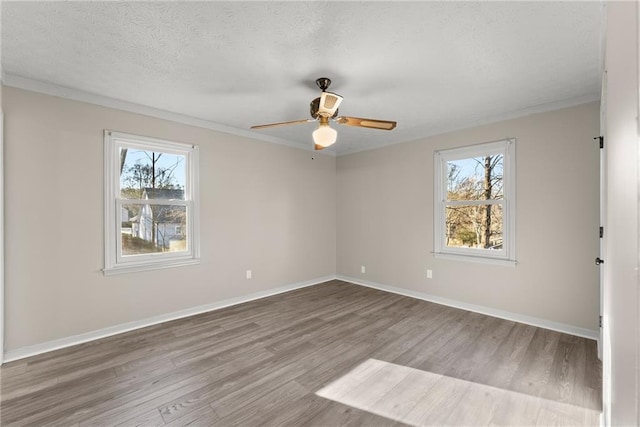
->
[3,274,599,363]
[337,275,599,341]
[3,275,336,363]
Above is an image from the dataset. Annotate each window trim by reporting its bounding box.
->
[103,130,200,275]
[433,138,516,266]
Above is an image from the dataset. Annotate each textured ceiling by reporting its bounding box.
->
[1,1,603,155]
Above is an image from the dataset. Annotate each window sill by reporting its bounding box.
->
[434,252,517,267]
[103,258,200,276]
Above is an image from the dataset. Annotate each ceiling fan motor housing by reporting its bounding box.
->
[310,93,342,119]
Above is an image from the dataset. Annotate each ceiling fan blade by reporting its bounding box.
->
[251,119,313,130]
[336,116,397,130]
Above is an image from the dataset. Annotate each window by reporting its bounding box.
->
[104,131,199,275]
[434,139,516,265]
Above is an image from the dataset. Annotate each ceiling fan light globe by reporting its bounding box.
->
[312,125,337,148]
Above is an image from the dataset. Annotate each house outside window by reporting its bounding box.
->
[104,131,199,275]
[434,139,516,266]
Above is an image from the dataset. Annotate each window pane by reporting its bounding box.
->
[119,148,186,200]
[445,204,503,249]
[447,155,504,201]
[121,204,187,256]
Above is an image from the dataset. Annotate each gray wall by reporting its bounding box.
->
[337,102,600,332]
[3,85,604,366]
[3,86,336,352]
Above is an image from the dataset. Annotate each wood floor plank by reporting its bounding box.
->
[170,322,264,366]
[443,378,507,426]
[263,313,363,354]
[75,371,216,426]
[390,309,473,369]
[154,344,275,423]
[368,364,442,423]
[211,340,344,418]
[318,359,415,420]
[163,405,219,427]
[294,342,376,391]
[115,408,165,427]
[213,379,309,425]
[158,341,315,423]
[0,280,602,426]
[255,392,332,426]
[402,374,472,426]
[509,327,562,399]
[2,348,238,426]
[444,316,516,380]
[305,400,399,426]
[1,367,117,412]
[470,321,537,388]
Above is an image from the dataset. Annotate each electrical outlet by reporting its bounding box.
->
[427,269,433,279]
[246,270,252,279]
[361,266,366,274]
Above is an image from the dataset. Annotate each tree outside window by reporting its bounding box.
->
[119,149,186,255]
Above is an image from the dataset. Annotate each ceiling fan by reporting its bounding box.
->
[251,77,397,151]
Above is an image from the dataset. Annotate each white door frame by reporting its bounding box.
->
[637,5,640,425]
[0,112,4,365]
[599,71,606,361]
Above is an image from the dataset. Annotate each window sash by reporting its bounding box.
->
[104,130,200,275]
[115,200,194,265]
[113,139,193,202]
[441,200,506,257]
[444,199,503,207]
[116,199,189,206]
[434,139,516,265]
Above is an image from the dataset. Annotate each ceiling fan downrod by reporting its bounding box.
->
[315,77,331,92]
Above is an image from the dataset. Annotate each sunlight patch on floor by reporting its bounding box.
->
[315,358,600,426]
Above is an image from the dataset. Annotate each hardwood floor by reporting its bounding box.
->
[0,280,602,426]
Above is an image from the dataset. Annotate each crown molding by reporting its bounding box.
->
[2,73,597,159]
[339,92,600,156]
[1,74,336,157]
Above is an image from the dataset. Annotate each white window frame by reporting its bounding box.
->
[104,130,200,275]
[434,138,516,266]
